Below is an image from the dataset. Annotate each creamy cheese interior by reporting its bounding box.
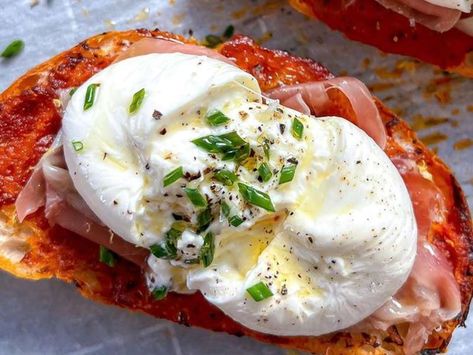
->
[62,53,417,336]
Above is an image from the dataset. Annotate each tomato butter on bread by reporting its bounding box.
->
[290,0,473,77]
[0,30,471,354]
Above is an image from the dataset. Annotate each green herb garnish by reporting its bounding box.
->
[83,83,99,111]
[192,131,246,154]
[291,117,304,140]
[238,183,275,212]
[69,87,77,96]
[192,131,248,163]
[229,215,244,227]
[200,232,215,267]
[129,88,146,114]
[184,187,207,208]
[149,226,182,260]
[197,207,213,232]
[204,25,234,48]
[258,163,272,182]
[206,110,230,126]
[152,285,168,300]
[72,140,84,152]
[149,242,176,259]
[221,201,231,218]
[214,169,237,186]
[205,34,223,48]
[221,201,244,227]
[246,282,273,302]
[279,162,297,185]
[1,40,24,58]
[223,25,235,38]
[234,143,250,164]
[99,246,116,267]
[163,166,183,187]
[263,140,270,160]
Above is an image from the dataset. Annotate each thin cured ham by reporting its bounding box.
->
[114,38,236,66]
[119,39,387,147]
[360,157,461,353]
[375,0,462,32]
[267,78,387,148]
[15,139,148,267]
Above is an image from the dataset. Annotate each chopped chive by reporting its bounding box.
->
[200,232,215,267]
[246,282,273,302]
[221,149,237,161]
[149,227,182,260]
[238,183,275,212]
[220,131,246,146]
[163,166,183,187]
[192,135,222,153]
[214,169,237,186]
[69,87,77,96]
[72,140,84,152]
[1,39,24,58]
[149,242,176,259]
[99,246,116,267]
[234,143,250,164]
[205,34,223,48]
[221,202,244,227]
[192,131,246,154]
[197,207,213,232]
[258,163,272,182]
[83,83,99,111]
[229,215,244,227]
[129,88,145,114]
[221,201,231,218]
[263,140,270,160]
[206,110,230,126]
[292,117,304,140]
[223,25,235,38]
[279,163,297,185]
[152,285,168,300]
[184,188,207,208]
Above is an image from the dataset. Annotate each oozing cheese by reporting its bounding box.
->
[62,53,417,336]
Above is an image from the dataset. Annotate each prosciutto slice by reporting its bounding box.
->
[353,158,461,353]
[115,40,387,148]
[114,38,236,66]
[375,0,462,32]
[15,139,148,267]
[267,78,387,148]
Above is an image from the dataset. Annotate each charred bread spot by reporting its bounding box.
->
[385,117,400,130]
[177,311,190,327]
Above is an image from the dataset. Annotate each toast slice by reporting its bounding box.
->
[289,0,473,78]
[0,29,472,354]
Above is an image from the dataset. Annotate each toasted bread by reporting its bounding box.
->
[0,29,472,354]
[289,0,473,78]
